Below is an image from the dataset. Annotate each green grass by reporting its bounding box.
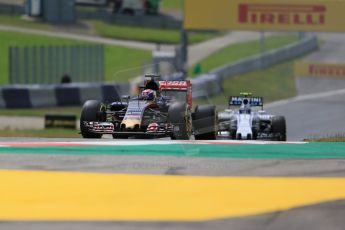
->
[105,44,151,82]
[161,0,183,11]
[194,60,297,110]
[0,107,82,118]
[0,12,219,45]
[0,128,80,138]
[0,31,151,84]
[0,14,50,30]
[190,35,299,77]
[89,20,220,44]
[304,134,345,142]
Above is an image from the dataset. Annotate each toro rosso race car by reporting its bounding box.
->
[80,75,218,140]
[218,93,286,141]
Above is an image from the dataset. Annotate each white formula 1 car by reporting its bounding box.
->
[218,93,286,141]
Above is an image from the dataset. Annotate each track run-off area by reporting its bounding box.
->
[0,138,345,230]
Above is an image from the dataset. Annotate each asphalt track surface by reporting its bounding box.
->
[1,200,345,230]
[265,33,345,141]
[0,139,344,230]
[266,87,345,141]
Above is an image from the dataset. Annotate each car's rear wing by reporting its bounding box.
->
[229,96,264,107]
[159,81,191,90]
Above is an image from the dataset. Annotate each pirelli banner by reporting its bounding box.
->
[295,62,345,77]
[184,0,345,32]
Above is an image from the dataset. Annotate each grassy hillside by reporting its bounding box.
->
[194,59,298,110]
[190,35,299,77]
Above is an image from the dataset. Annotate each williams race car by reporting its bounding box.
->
[218,93,286,141]
[80,75,218,140]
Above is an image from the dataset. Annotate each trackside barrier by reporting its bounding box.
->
[0,83,124,109]
[191,36,318,99]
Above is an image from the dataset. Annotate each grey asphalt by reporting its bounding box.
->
[0,152,344,230]
[266,88,345,141]
[1,200,345,230]
[0,153,345,177]
[265,33,345,141]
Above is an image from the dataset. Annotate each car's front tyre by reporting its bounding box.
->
[272,116,287,141]
[80,100,106,139]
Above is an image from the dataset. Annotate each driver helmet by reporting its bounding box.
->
[142,89,156,101]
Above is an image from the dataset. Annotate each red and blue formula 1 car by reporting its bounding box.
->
[80,75,218,140]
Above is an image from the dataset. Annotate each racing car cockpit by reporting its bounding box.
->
[141,89,157,101]
[239,99,251,114]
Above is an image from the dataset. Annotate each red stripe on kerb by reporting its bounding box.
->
[243,4,326,13]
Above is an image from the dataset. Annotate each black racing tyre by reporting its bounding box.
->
[237,133,242,140]
[193,105,218,140]
[230,130,237,140]
[80,100,106,139]
[272,116,287,141]
[168,102,192,140]
[252,130,258,140]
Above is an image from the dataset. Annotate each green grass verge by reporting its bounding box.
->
[304,135,345,142]
[0,107,82,118]
[194,59,297,110]
[189,35,299,77]
[0,31,151,84]
[89,20,220,44]
[0,128,80,138]
[0,14,50,30]
[161,0,182,11]
[0,12,219,45]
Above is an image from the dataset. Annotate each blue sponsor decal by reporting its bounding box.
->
[229,96,263,106]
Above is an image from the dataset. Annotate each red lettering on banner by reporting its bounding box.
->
[239,4,326,26]
[309,64,345,77]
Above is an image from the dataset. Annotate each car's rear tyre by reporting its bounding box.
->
[80,100,106,139]
[168,102,192,140]
[193,105,218,140]
[272,116,286,141]
[252,130,258,140]
[237,133,242,140]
